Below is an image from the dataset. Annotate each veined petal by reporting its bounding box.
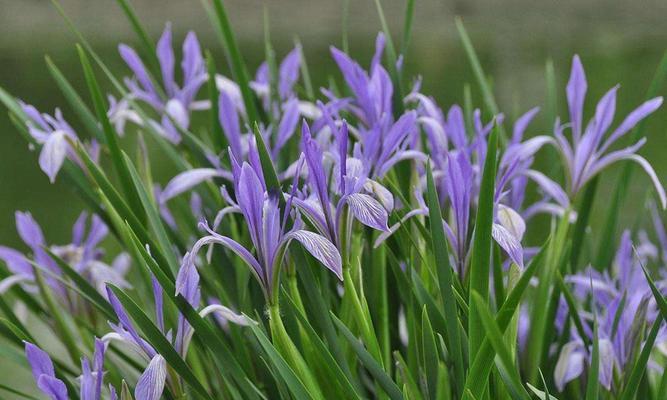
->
[161,168,223,203]
[363,179,394,211]
[496,204,526,241]
[135,355,167,400]
[284,230,342,280]
[491,223,524,268]
[345,193,389,231]
[39,131,68,183]
[598,338,616,390]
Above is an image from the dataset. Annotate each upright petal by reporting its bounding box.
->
[156,24,176,97]
[567,55,587,142]
[16,211,46,250]
[554,341,585,391]
[119,44,157,98]
[24,342,56,382]
[37,375,68,400]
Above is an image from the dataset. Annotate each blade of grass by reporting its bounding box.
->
[248,322,316,400]
[455,18,506,143]
[113,0,159,72]
[468,125,498,364]
[425,162,464,395]
[465,237,549,399]
[421,307,440,400]
[45,57,100,140]
[77,45,145,219]
[207,0,260,123]
[470,291,530,400]
[373,0,404,114]
[332,314,403,400]
[584,313,599,400]
[108,285,214,400]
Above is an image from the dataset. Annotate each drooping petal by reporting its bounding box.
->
[39,130,68,183]
[135,355,167,400]
[284,230,342,280]
[602,97,663,153]
[0,246,33,278]
[491,223,524,268]
[199,304,257,326]
[524,170,570,208]
[37,375,68,400]
[598,338,615,390]
[161,168,224,203]
[15,211,46,251]
[496,204,526,241]
[554,341,585,391]
[345,193,389,231]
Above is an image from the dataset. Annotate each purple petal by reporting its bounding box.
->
[15,211,46,250]
[285,230,342,280]
[511,106,540,144]
[278,47,301,98]
[24,342,56,382]
[156,24,176,97]
[274,99,300,156]
[491,223,524,268]
[237,163,266,247]
[37,375,68,400]
[554,341,585,391]
[71,212,88,246]
[0,246,33,278]
[566,55,587,142]
[602,96,663,153]
[345,193,389,232]
[182,31,204,87]
[119,44,157,99]
[151,276,164,333]
[105,286,157,358]
[523,170,570,208]
[39,131,68,183]
[135,355,167,400]
[161,168,223,203]
[598,338,615,390]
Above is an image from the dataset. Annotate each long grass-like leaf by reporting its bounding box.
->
[425,162,464,395]
[468,125,498,365]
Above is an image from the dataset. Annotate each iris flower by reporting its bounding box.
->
[178,148,342,303]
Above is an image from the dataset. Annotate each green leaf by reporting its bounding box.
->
[332,314,404,400]
[470,291,530,400]
[585,313,599,400]
[43,247,116,320]
[468,125,498,364]
[282,291,362,399]
[206,51,226,152]
[0,383,40,400]
[206,0,260,123]
[619,265,667,400]
[455,18,506,143]
[464,237,549,399]
[421,307,439,400]
[401,0,416,56]
[373,0,404,114]
[570,177,598,270]
[114,0,160,72]
[108,285,214,400]
[77,45,145,219]
[425,162,464,394]
[248,321,315,400]
[527,383,559,400]
[45,56,100,140]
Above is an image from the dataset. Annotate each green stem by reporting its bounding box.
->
[268,304,324,400]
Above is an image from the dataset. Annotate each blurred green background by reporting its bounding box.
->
[1,0,667,395]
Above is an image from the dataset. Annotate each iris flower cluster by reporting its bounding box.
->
[3,4,667,399]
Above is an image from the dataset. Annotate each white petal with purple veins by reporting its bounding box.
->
[491,223,524,268]
[554,341,585,391]
[285,230,342,280]
[346,193,390,232]
[135,355,167,400]
[39,130,68,183]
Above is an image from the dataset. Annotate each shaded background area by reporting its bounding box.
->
[0,0,666,395]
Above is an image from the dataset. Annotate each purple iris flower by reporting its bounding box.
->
[157,47,309,205]
[20,103,99,183]
[24,338,106,400]
[554,231,666,391]
[0,211,130,301]
[116,24,207,143]
[329,34,424,178]
[548,55,666,208]
[178,148,342,302]
[288,120,390,262]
